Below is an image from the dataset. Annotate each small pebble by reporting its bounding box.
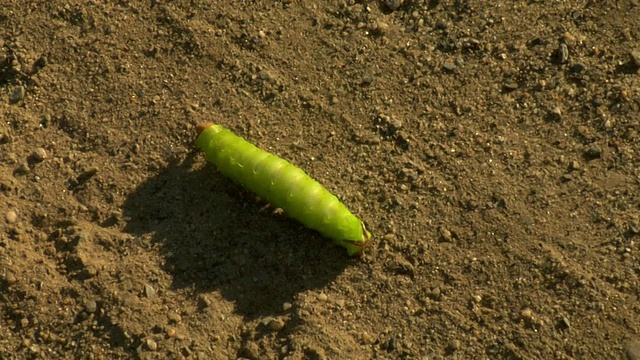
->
[569,160,581,171]
[447,339,461,351]
[84,300,97,313]
[585,144,602,160]
[439,226,452,241]
[168,313,182,324]
[630,51,640,68]
[32,148,47,161]
[144,338,158,351]
[198,294,212,308]
[5,210,18,224]
[520,308,533,320]
[76,167,98,184]
[557,316,571,330]
[5,273,17,285]
[361,76,374,86]
[361,332,375,344]
[435,20,448,30]
[557,43,569,63]
[121,293,139,307]
[387,336,398,351]
[370,21,389,36]
[282,302,292,311]
[10,86,25,104]
[571,62,586,73]
[443,62,456,72]
[547,106,562,122]
[238,342,260,360]
[428,287,442,300]
[385,0,404,10]
[317,293,328,302]
[562,32,577,46]
[627,341,640,360]
[268,318,285,331]
[503,82,518,91]
[144,284,156,297]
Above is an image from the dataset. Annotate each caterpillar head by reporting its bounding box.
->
[343,222,372,256]
[196,122,215,135]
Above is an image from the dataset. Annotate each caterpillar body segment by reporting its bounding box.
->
[195,122,371,255]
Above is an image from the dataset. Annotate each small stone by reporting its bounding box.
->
[503,82,518,91]
[121,293,139,307]
[547,106,562,122]
[520,308,533,320]
[571,62,586,73]
[385,0,404,10]
[32,148,47,162]
[443,62,456,72]
[335,299,346,307]
[428,287,442,300]
[282,302,292,311]
[626,341,640,360]
[630,51,640,68]
[439,226,452,241]
[238,342,260,360]
[585,144,602,160]
[84,300,97,313]
[557,43,569,63]
[144,338,158,351]
[5,210,18,224]
[557,316,571,330]
[15,161,30,174]
[569,160,581,171]
[268,318,285,331]
[76,167,98,184]
[390,119,403,131]
[317,293,328,302]
[361,76,374,86]
[361,332,375,344]
[168,313,182,324]
[143,284,156,298]
[198,294,212,308]
[5,273,17,285]
[562,32,577,45]
[370,21,389,36]
[435,20,448,30]
[10,86,25,104]
[386,336,398,351]
[447,339,461,352]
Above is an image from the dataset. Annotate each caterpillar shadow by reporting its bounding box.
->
[122,154,352,319]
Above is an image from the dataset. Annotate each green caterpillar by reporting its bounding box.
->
[195,122,371,256]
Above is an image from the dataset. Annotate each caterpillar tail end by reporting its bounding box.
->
[196,122,215,135]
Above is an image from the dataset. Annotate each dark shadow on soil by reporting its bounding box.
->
[122,154,352,319]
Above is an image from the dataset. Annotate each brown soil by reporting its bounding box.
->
[1,1,640,359]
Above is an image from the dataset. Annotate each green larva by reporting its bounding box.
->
[196,122,371,256]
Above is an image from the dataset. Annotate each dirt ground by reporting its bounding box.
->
[1,0,640,359]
